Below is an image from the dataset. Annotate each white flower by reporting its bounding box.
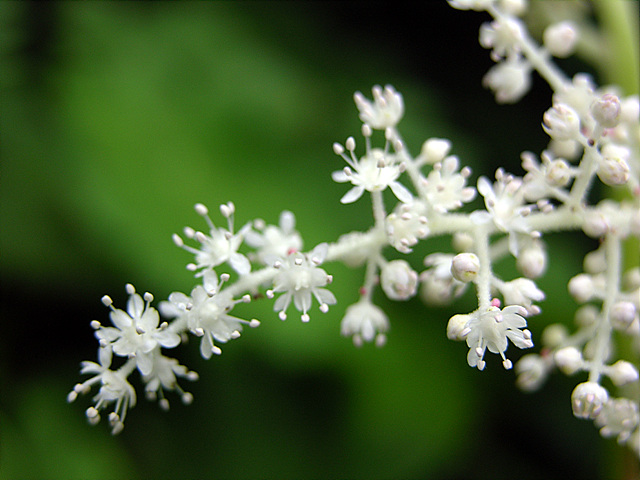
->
[173,202,251,276]
[457,305,533,370]
[160,272,259,359]
[482,55,531,104]
[332,140,412,205]
[422,156,476,213]
[594,398,639,444]
[386,201,429,253]
[267,243,336,322]
[141,350,199,410]
[419,138,451,165]
[68,347,137,435]
[498,278,545,315]
[93,285,181,376]
[380,259,418,301]
[473,169,533,255]
[245,210,303,265]
[521,150,574,202]
[479,18,524,61]
[353,85,404,129]
[341,300,389,347]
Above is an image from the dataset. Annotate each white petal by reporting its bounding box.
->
[229,253,251,275]
[389,181,413,203]
[332,170,349,183]
[340,186,365,204]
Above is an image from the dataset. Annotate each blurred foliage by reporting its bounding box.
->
[0,2,633,479]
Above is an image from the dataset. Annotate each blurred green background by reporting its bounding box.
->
[0,1,637,479]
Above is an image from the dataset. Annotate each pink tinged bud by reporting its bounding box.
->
[610,301,637,331]
[597,156,630,186]
[380,260,419,301]
[450,253,480,283]
[571,382,609,419]
[591,94,621,128]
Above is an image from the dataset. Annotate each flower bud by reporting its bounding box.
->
[543,103,581,140]
[571,381,609,419]
[568,274,595,303]
[591,94,621,128]
[543,21,578,58]
[610,301,637,331]
[582,211,610,238]
[516,242,547,278]
[515,354,548,392]
[421,138,451,165]
[450,253,480,283]
[607,360,639,386]
[380,260,418,301]
[541,323,568,348]
[597,156,630,186]
[554,346,583,375]
[447,314,471,341]
[543,158,572,187]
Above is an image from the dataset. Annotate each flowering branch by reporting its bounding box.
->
[68,0,639,461]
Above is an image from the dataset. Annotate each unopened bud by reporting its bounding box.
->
[543,21,578,58]
[380,260,418,301]
[571,381,609,419]
[591,94,621,128]
[543,103,580,140]
[450,253,480,283]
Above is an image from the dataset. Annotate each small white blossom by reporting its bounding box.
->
[341,300,389,347]
[479,18,524,61]
[68,347,137,435]
[482,55,531,104]
[353,85,404,129]
[458,305,533,370]
[498,278,545,315]
[594,398,640,444]
[94,285,181,376]
[386,201,429,253]
[521,150,574,201]
[332,142,412,205]
[160,271,260,359]
[174,202,251,276]
[572,381,609,419]
[473,169,533,255]
[422,156,476,213]
[267,243,336,322]
[245,210,303,265]
[142,350,199,410]
[380,259,419,301]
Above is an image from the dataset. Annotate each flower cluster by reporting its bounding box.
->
[69,0,639,461]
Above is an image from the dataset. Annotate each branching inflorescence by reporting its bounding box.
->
[69,0,639,459]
